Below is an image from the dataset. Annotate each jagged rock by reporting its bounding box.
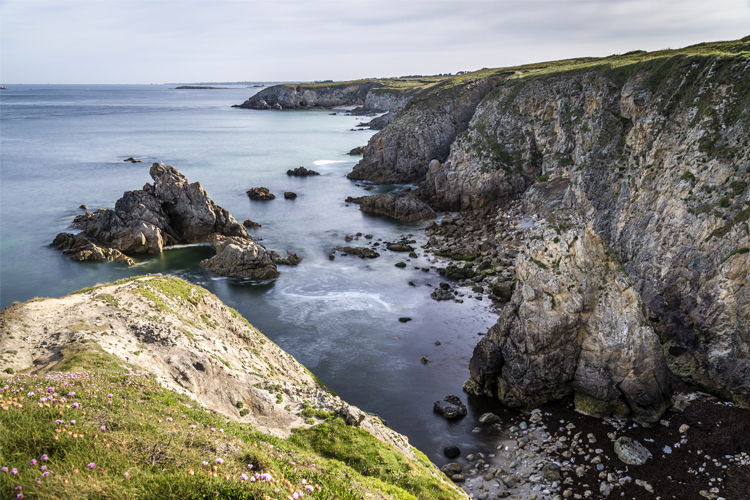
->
[284,192,297,200]
[335,246,380,259]
[243,219,261,229]
[62,162,247,255]
[345,196,364,204]
[269,251,302,266]
[433,395,467,419]
[286,167,320,176]
[51,232,135,266]
[246,187,275,200]
[356,193,436,221]
[341,405,366,427]
[614,437,652,465]
[348,146,365,155]
[201,234,279,279]
[465,209,672,425]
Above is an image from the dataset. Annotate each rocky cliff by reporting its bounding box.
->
[236,81,410,113]
[354,39,750,411]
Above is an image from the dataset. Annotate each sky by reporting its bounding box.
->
[1,0,749,84]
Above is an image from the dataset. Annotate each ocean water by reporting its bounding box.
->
[0,84,508,463]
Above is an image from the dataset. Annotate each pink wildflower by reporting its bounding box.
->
[87,463,96,469]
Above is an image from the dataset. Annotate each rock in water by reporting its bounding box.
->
[246,187,275,200]
[356,193,436,221]
[51,233,135,266]
[431,289,453,301]
[335,246,380,259]
[433,395,467,419]
[284,192,297,200]
[443,446,461,459]
[56,162,247,255]
[286,166,320,176]
[269,251,302,266]
[243,219,261,228]
[478,412,502,425]
[348,146,365,155]
[201,235,279,279]
[464,209,672,425]
[613,437,652,465]
[123,157,141,163]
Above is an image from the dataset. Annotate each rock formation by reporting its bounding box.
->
[286,166,320,176]
[53,163,278,279]
[344,40,750,410]
[465,209,672,425]
[201,235,279,279]
[349,193,436,221]
[246,187,275,200]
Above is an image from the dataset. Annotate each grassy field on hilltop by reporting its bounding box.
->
[0,334,462,500]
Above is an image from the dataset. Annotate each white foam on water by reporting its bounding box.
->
[163,242,213,250]
[313,160,347,165]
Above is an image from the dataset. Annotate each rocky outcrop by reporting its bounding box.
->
[465,208,672,425]
[335,246,380,258]
[236,82,409,112]
[246,187,275,200]
[201,235,279,279]
[287,166,320,176]
[354,193,437,221]
[270,251,302,266]
[59,162,248,255]
[347,76,501,184]
[51,232,135,266]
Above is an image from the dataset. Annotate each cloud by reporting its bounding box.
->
[1,0,748,83]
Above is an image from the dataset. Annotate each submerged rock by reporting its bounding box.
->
[201,235,279,279]
[433,395,467,419]
[356,193,436,222]
[335,246,380,259]
[246,187,275,200]
[286,166,320,176]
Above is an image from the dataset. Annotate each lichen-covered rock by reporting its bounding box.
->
[613,437,652,465]
[348,77,499,184]
[465,209,672,425]
[356,193,436,221]
[66,162,247,255]
[51,232,135,265]
[201,235,279,279]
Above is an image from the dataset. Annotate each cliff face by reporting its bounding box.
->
[347,77,500,184]
[353,40,750,410]
[237,82,408,112]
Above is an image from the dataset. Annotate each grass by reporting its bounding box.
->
[720,247,749,264]
[0,346,462,500]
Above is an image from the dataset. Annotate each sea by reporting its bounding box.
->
[0,83,510,464]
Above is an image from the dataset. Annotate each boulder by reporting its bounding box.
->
[431,289,453,301]
[478,412,502,425]
[284,192,298,200]
[356,193,436,221]
[348,146,365,155]
[433,395,467,419]
[246,187,275,200]
[386,242,415,252]
[243,219,262,229]
[443,446,461,459]
[335,246,380,259]
[341,405,366,427]
[79,204,88,210]
[613,437,652,465]
[441,463,463,477]
[286,166,320,176]
[200,235,279,279]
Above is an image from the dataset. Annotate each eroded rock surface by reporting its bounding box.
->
[355,193,437,221]
[52,232,135,266]
[465,209,672,425]
[201,235,279,279]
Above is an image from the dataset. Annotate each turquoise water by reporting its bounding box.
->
[0,84,505,463]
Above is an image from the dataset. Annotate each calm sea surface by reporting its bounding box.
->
[0,84,508,463]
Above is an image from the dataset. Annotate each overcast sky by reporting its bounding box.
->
[1,0,748,84]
